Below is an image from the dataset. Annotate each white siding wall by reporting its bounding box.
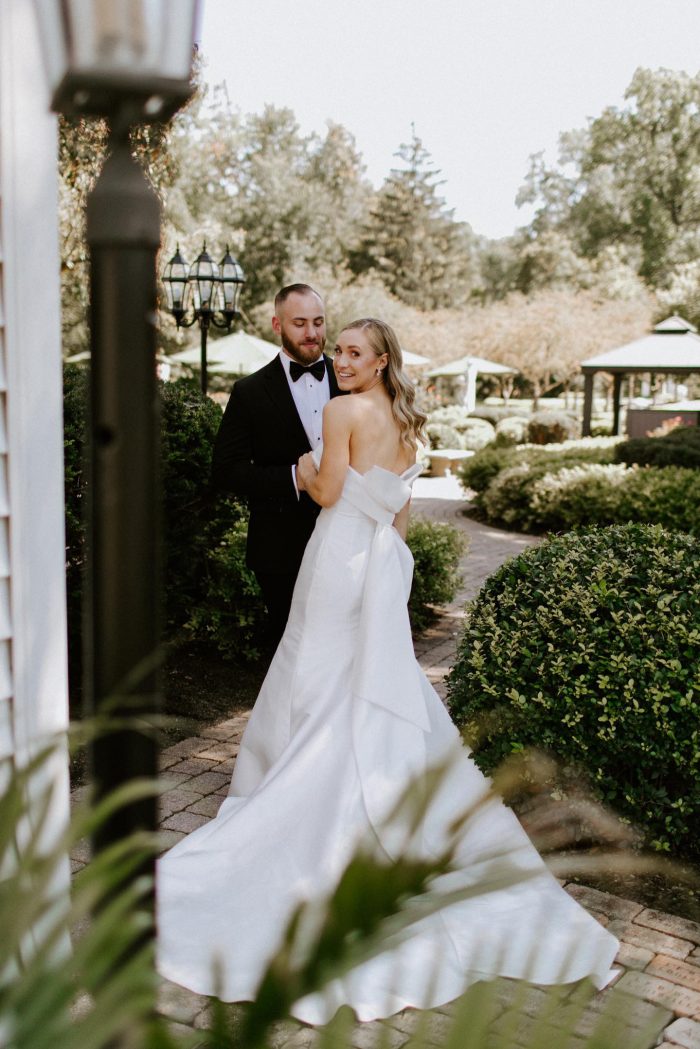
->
[0,0,70,844]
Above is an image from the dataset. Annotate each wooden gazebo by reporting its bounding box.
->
[581,315,700,436]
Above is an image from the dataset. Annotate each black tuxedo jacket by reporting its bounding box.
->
[211,355,343,575]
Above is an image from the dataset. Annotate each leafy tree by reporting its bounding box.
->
[518,68,700,289]
[470,289,651,408]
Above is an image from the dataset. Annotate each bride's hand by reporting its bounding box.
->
[296,452,318,493]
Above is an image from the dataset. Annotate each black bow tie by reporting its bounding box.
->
[290,359,325,382]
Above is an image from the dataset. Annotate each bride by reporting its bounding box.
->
[157,318,619,1024]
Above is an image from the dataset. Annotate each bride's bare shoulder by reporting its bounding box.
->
[323,396,367,420]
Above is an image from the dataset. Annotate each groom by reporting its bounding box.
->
[211,284,343,646]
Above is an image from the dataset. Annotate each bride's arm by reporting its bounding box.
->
[296,399,352,508]
[393,499,410,541]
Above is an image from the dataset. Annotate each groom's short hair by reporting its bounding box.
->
[274,284,323,312]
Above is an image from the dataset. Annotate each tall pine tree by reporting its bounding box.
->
[350,130,476,309]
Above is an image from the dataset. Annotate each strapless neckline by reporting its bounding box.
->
[348,463,418,481]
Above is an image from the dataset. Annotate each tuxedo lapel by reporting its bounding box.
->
[262,357,311,451]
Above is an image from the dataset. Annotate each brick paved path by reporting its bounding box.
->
[71,475,700,1048]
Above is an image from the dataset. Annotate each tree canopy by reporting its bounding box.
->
[59,64,688,395]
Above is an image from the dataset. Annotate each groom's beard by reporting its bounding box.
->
[280,329,326,366]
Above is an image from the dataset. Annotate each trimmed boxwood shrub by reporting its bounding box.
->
[494,416,529,446]
[458,445,514,493]
[527,410,579,445]
[529,464,700,534]
[159,379,248,632]
[184,517,268,662]
[426,422,464,450]
[428,405,472,430]
[427,408,495,452]
[470,405,531,424]
[406,517,466,632]
[64,371,266,703]
[460,418,495,452]
[447,523,700,859]
[457,440,619,500]
[616,424,700,469]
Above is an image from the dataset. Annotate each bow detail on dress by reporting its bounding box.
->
[341,464,431,733]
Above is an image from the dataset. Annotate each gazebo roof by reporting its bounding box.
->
[581,315,700,374]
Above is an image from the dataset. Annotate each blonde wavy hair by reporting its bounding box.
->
[340,318,427,450]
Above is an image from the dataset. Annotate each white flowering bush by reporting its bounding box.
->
[529,463,630,528]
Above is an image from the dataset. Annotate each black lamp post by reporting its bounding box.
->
[33,0,200,928]
[162,242,245,394]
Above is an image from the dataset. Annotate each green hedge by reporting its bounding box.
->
[426,408,495,452]
[529,463,700,533]
[407,517,466,632]
[616,424,700,469]
[457,438,700,535]
[447,523,700,859]
[426,422,464,450]
[494,416,529,446]
[159,379,249,632]
[458,441,618,498]
[64,372,266,703]
[526,410,579,445]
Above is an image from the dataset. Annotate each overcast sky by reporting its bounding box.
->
[198,0,700,240]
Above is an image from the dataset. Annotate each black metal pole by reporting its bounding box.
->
[612,373,623,436]
[582,372,594,437]
[200,313,209,395]
[85,126,162,885]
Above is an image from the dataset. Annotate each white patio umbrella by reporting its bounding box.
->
[426,355,515,411]
[401,348,430,366]
[170,331,278,376]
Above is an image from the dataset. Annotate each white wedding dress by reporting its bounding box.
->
[157,453,618,1023]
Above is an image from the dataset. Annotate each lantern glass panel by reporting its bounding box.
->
[162,250,189,311]
[220,257,245,312]
[35,0,199,81]
[33,0,201,114]
[190,255,219,311]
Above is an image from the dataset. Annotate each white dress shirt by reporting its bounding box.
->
[279,350,330,496]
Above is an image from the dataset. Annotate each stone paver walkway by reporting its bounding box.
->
[71,475,700,1048]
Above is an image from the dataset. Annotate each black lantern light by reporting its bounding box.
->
[188,243,220,311]
[161,244,190,323]
[33,0,201,953]
[219,245,246,321]
[162,241,246,394]
[33,0,201,121]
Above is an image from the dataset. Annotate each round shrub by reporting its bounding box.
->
[616,425,700,469]
[527,410,579,445]
[494,416,529,446]
[528,463,630,530]
[447,523,700,859]
[471,405,531,424]
[458,445,514,493]
[460,417,495,451]
[426,422,464,450]
[614,466,700,534]
[428,405,471,430]
[406,517,466,633]
[480,462,547,528]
